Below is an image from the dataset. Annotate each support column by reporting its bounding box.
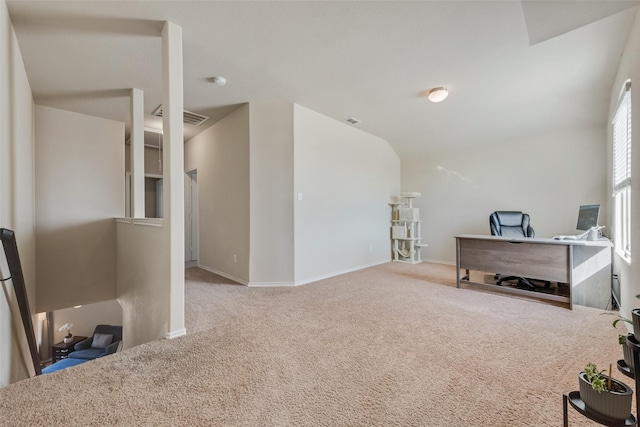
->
[161,21,185,339]
[130,88,145,218]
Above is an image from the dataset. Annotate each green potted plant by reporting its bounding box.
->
[579,362,633,420]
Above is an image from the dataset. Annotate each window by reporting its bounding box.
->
[613,81,631,259]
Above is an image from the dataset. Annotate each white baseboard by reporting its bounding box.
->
[166,328,187,339]
[248,281,296,287]
[195,260,391,288]
[294,259,389,286]
[196,264,249,286]
[421,258,456,266]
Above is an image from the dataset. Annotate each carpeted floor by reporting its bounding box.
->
[0,262,631,426]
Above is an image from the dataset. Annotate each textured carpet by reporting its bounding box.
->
[0,262,631,426]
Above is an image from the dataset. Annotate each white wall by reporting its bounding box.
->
[184,105,250,283]
[0,0,37,385]
[609,9,640,320]
[293,105,401,284]
[35,105,124,313]
[249,102,295,285]
[402,127,608,264]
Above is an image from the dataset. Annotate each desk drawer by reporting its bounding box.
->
[458,238,570,283]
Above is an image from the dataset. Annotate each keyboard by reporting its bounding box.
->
[553,230,591,241]
[553,235,578,240]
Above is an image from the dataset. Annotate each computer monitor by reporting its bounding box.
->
[576,204,600,230]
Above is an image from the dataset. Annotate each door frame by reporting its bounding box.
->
[185,169,198,262]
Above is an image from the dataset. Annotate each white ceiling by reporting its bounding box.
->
[5,1,639,159]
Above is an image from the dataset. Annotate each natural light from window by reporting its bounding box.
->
[613,81,631,261]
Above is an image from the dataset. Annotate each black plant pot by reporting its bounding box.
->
[579,371,633,420]
[632,309,640,339]
[622,336,635,374]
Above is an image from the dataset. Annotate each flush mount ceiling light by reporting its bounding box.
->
[427,87,448,103]
[210,76,227,86]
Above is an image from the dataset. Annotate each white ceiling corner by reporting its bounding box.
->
[521,0,640,45]
[4,1,640,158]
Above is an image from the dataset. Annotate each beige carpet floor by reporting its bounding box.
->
[0,262,632,426]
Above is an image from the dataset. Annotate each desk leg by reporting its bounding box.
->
[568,246,573,310]
[456,238,460,288]
[633,343,640,424]
[563,393,568,427]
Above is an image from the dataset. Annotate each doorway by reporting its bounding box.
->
[145,175,163,218]
[185,170,198,262]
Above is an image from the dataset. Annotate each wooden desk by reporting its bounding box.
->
[455,234,613,309]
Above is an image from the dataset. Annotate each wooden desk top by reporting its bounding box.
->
[455,234,613,247]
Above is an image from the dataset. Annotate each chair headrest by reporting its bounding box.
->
[494,211,525,227]
[94,324,122,343]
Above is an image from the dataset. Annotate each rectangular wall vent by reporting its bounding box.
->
[344,117,361,125]
[153,105,209,126]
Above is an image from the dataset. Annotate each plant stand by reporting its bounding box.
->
[618,334,640,423]
[563,333,640,426]
[563,392,636,426]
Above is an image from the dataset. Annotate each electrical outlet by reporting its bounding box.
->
[369,245,374,252]
[233,254,237,263]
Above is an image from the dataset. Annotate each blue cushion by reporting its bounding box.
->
[68,348,105,360]
[91,333,113,349]
[42,358,88,374]
[104,340,120,355]
[74,337,92,351]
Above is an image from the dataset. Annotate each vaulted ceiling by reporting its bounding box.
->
[6,1,639,159]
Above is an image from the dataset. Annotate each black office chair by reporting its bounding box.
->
[489,211,550,289]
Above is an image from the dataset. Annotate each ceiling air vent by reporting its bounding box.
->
[344,117,361,125]
[152,105,209,126]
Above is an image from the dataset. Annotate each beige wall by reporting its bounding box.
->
[184,105,250,283]
[116,220,169,347]
[52,299,122,344]
[145,177,161,218]
[187,103,399,286]
[249,102,295,285]
[116,21,185,348]
[402,126,608,264]
[124,145,163,219]
[609,9,640,321]
[35,105,124,313]
[124,144,163,176]
[293,105,401,284]
[0,0,37,385]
